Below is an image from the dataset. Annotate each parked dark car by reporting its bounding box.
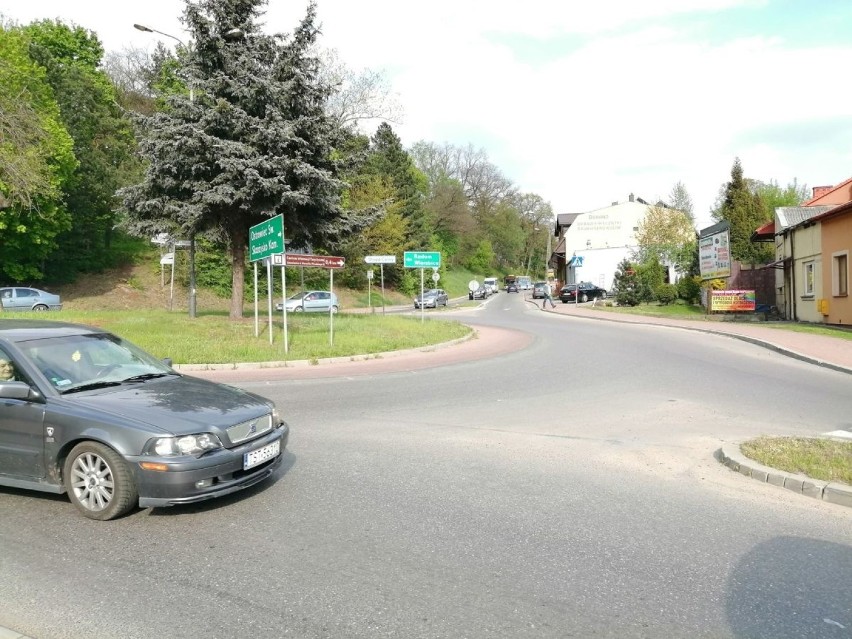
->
[0,320,289,520]
[560,282,608,303]
[532,282,548,299]
[507,282,519,293]
[0,287,62,312]
[414,288,448,309]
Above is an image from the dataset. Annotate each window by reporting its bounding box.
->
[803,261,815,296]
[833,252,848,297]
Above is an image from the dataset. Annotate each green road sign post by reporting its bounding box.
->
[248,215,285,345]
[403,251,441,269]
[249,215,284,262]
[404,252,441,323]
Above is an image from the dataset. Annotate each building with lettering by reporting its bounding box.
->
[553,194,685,292]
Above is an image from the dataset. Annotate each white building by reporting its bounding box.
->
[553,194,686,292]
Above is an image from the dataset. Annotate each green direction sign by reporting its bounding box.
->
[403,251,441,268]
[249,215,284,262]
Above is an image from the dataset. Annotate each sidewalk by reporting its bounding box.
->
[538,299,852,375]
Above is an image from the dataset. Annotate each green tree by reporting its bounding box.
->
[753,179,808,219]
[466,240,495,274]
[612,259,640,306]
[667,181,695,225]
[635,203,695,275]
[711,158,773,265]
[121,0,359,319]
[0,25,76,282]
[363,122,429,246]
[23,20,140,281]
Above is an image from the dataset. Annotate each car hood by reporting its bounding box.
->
[64,375,272,435]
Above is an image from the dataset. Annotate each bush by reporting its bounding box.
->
[655,283,678,305]
[676,276,701,304]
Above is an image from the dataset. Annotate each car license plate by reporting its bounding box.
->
[243,441,280,470]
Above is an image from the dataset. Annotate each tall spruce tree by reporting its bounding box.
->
[712,158,772,265]
[121,0,355,318]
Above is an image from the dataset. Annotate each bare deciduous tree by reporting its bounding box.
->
[316,47,403,132]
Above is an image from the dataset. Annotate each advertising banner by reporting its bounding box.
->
[699,222,731,280]
[711,289,756,312]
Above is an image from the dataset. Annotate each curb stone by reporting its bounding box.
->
[172,327,477,372]
[718,443,852,509]
[0,626,33,639]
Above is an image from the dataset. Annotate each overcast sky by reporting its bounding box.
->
[3,0,852,230]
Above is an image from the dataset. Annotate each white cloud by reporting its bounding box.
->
[4,0,850,230]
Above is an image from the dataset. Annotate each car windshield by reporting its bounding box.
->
[18,333,173,393]
[287,291,308,301]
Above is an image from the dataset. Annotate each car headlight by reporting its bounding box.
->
[147,433,224,456]
[271,405,282,425]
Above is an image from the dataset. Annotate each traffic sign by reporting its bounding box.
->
[249,215,284,262]
[403,251,441,268]
[365,255,396,264]
[284,253,345,269]
[432,272,440,282]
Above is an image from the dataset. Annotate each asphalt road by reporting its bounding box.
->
[1,294,851,638]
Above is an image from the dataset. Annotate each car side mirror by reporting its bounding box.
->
[0,380,44,402]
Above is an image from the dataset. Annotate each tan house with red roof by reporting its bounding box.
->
[759,179,852,324]
[811,201,852,325]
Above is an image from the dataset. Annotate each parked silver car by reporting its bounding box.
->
[0,320,289,520]
[0,287,62,311]
[276,290,339,313]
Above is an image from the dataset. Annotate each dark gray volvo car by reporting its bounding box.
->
[0,320,289,520]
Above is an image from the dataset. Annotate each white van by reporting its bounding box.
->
[483,277,499,295]
[517,276,532,290]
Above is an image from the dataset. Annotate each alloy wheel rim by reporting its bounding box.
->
[70,452,114,511]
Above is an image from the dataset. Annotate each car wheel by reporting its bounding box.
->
[33,304,49,311]
[331,305,339,314]
[599,291,607,299]
[63,441,137,521]
[294,306,303,312]
[580,293,589,303]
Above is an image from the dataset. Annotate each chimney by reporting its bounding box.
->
[629,193,635,202]
[812,185,833,200]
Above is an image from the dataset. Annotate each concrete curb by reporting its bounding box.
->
[173,326,478,372]
[0,626,33,639]
[717,443,852,508]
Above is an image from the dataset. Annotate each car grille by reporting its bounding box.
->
[227,414,272,445]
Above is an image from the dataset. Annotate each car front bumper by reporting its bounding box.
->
[134,423,289,507]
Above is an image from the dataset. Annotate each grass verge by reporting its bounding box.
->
[6,310,472,365]
[740,436,852,484]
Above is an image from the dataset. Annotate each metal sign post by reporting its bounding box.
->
[273,253,288,355]
[402,252,441,323]
[365,256,396,315]
[283,253,345,349]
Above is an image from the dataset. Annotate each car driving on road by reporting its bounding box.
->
[0,320,289,520]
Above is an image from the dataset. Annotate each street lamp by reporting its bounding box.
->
[133,22,244,318]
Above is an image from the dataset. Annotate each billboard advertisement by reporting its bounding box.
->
[699,222,731,280]
[710,290,756,312]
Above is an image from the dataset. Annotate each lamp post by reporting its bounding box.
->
[133,23,244,318]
